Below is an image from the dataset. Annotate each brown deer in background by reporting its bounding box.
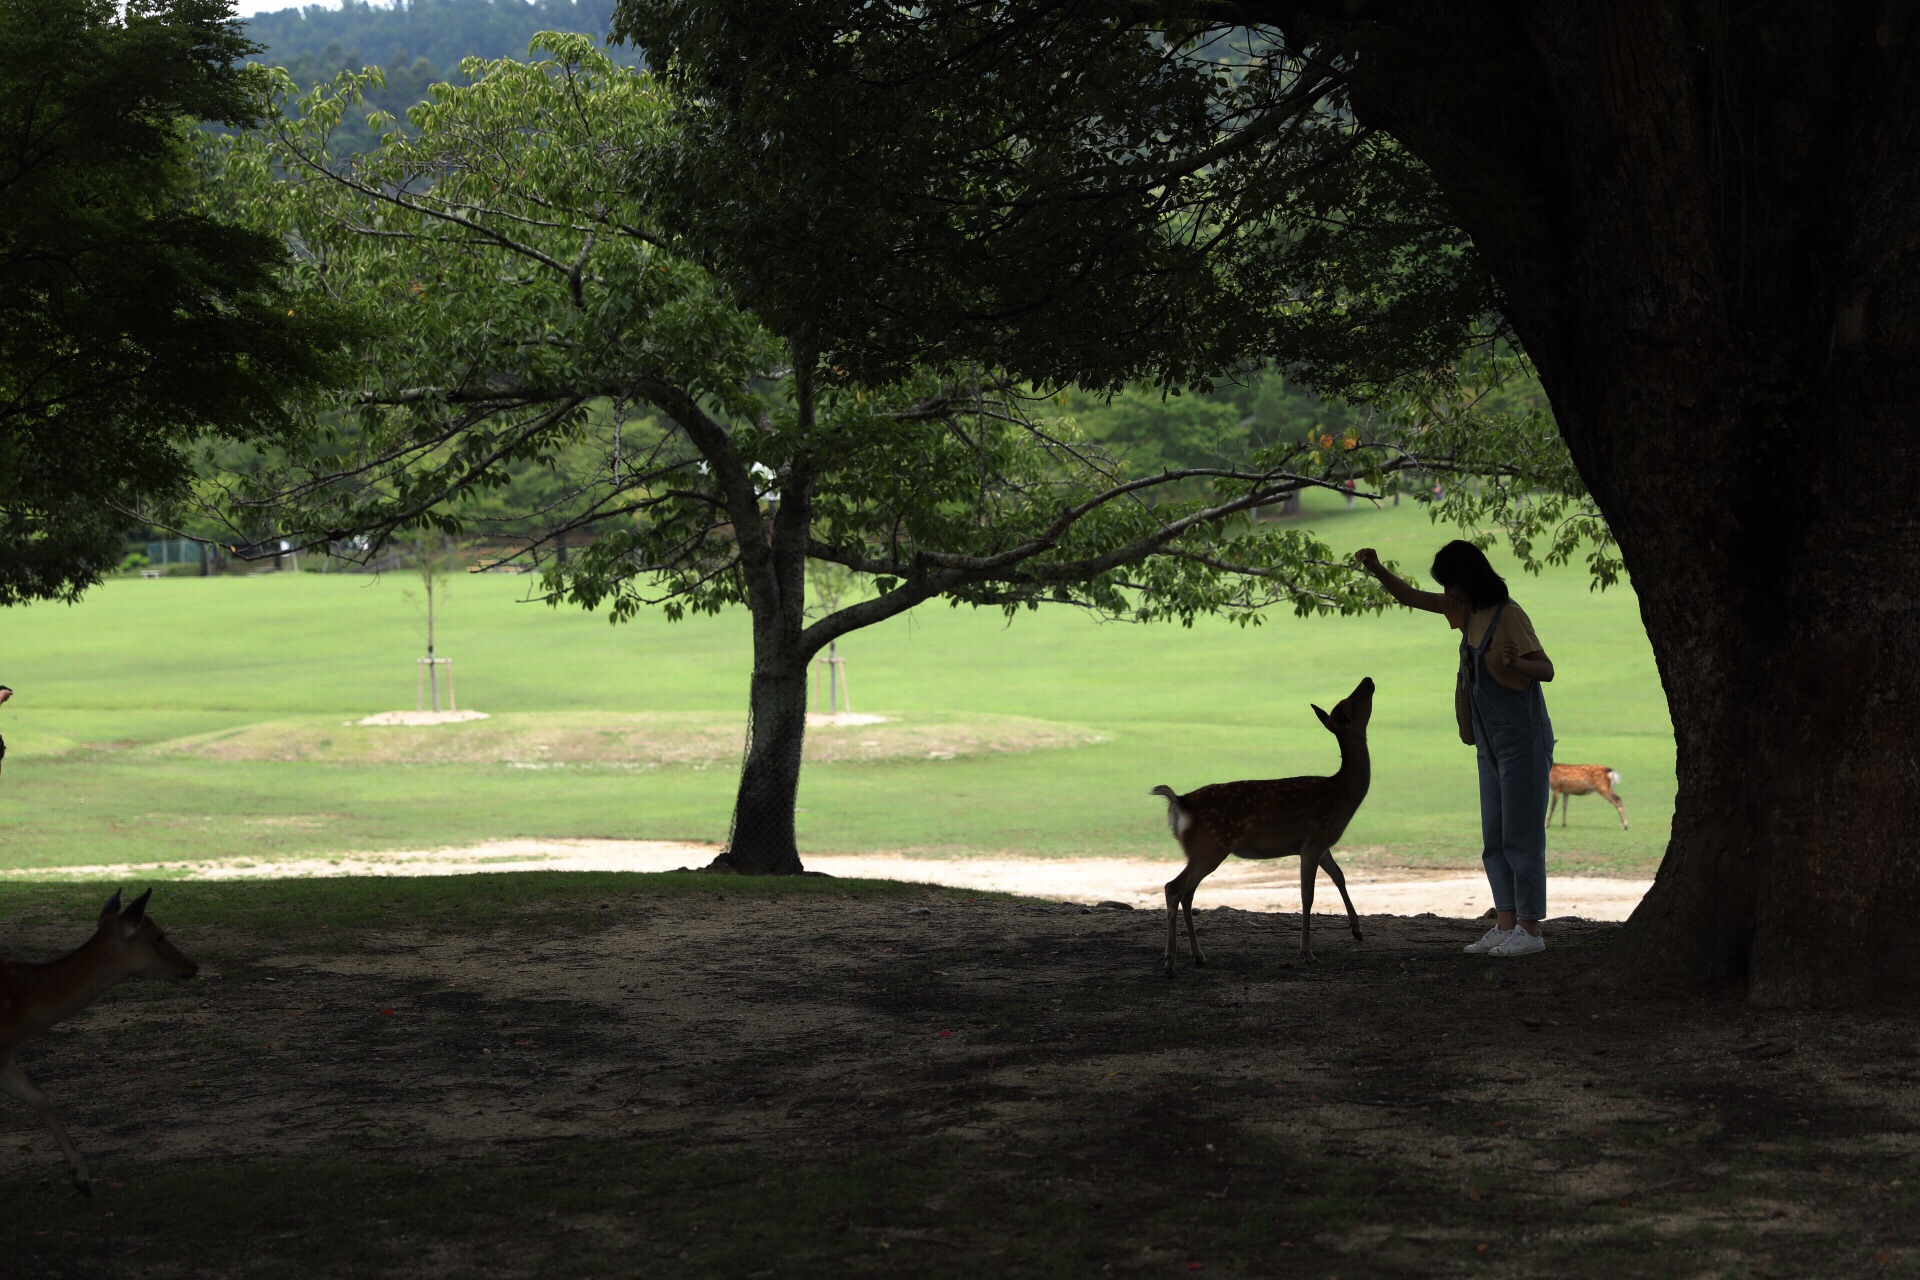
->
[1547,764,1629,830]
[1151,677,1374,974]
[1,890,198,1194]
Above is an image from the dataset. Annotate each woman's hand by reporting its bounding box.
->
[1358,549,1456,617]
[1500,640,1555,682]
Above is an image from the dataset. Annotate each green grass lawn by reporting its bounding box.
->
[0,491,1673,874]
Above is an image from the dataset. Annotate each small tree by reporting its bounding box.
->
[403,534,459,710]
[205,39,1573,872]
[804,559,858,714]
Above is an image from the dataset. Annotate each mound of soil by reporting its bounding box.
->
[149,710,1104,767]
[2,887,1914,1278]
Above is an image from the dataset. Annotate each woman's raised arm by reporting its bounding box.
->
[1355,549,1463,624]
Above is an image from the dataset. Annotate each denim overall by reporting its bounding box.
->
[1463,602,1555,921]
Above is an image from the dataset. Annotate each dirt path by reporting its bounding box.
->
[0,885,1914,1278]
[1,837,1655,920]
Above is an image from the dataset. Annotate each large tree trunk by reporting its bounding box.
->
[1331,3,1920,1002]
[706,356,821,876]
[709,659,810,875]
[709,524,816,874]
[1601,379,1920,1006]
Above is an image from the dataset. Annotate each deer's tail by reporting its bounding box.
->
[1607,769,1621,788]
[1150,785,1189,841]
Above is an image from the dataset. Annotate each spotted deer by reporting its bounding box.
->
[1,890,198,1194]
[1151,677,1373,974]
[1547,764,1629,830]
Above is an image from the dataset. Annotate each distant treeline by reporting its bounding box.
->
[240,0,630,153]
[243,0,628,73]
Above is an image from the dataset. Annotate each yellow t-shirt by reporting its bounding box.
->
[1457,602,1545,691]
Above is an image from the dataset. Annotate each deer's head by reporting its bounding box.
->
[96,890,199,981]
[1312,677,1376,741]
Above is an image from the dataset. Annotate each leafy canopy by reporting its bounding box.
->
[204,37,1584,645]
[618,3,1497,396]
[0,0,355,605]
[613,1,1612,585]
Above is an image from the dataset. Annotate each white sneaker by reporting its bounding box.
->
[1463,927,1512,955]
[1491,930,1546,957]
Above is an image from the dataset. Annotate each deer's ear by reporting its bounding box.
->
[120,889,152,932]
[1313,704,1334,731]
[99,890,123,921]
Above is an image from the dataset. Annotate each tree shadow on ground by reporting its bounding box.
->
[0,881,1915,1277]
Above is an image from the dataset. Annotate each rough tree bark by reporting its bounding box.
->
[714,660,811,875]
[1314,1,1920,1003]
[694,361,822,876]
[714,487,817,875]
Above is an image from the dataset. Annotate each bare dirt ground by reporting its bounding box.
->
[0,838,1655,920]
[1,880,1916,1278]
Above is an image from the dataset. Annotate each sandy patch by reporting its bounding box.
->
[803,854,1652,921]
[356,709,492,726]
[149,710,1102,767]
[0,837,1652,919]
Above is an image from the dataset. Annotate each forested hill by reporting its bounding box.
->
[242,0,626,73]
[239,0,630,154]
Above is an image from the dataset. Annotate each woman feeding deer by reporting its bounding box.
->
[1355,542,1556,957]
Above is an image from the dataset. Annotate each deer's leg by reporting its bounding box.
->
[1298,849,1318,962]
[1546,791,1559,828]
[1163,864,1194,977]
[1165,850,1228,975]
[1318,850,1363,942]
[1606,791,1629,830]
[0,1059,91,1194]
[1163,872,1181,977]
[1181,881,1207,969]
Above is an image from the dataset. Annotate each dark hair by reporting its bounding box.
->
[1430,540,1509,611]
